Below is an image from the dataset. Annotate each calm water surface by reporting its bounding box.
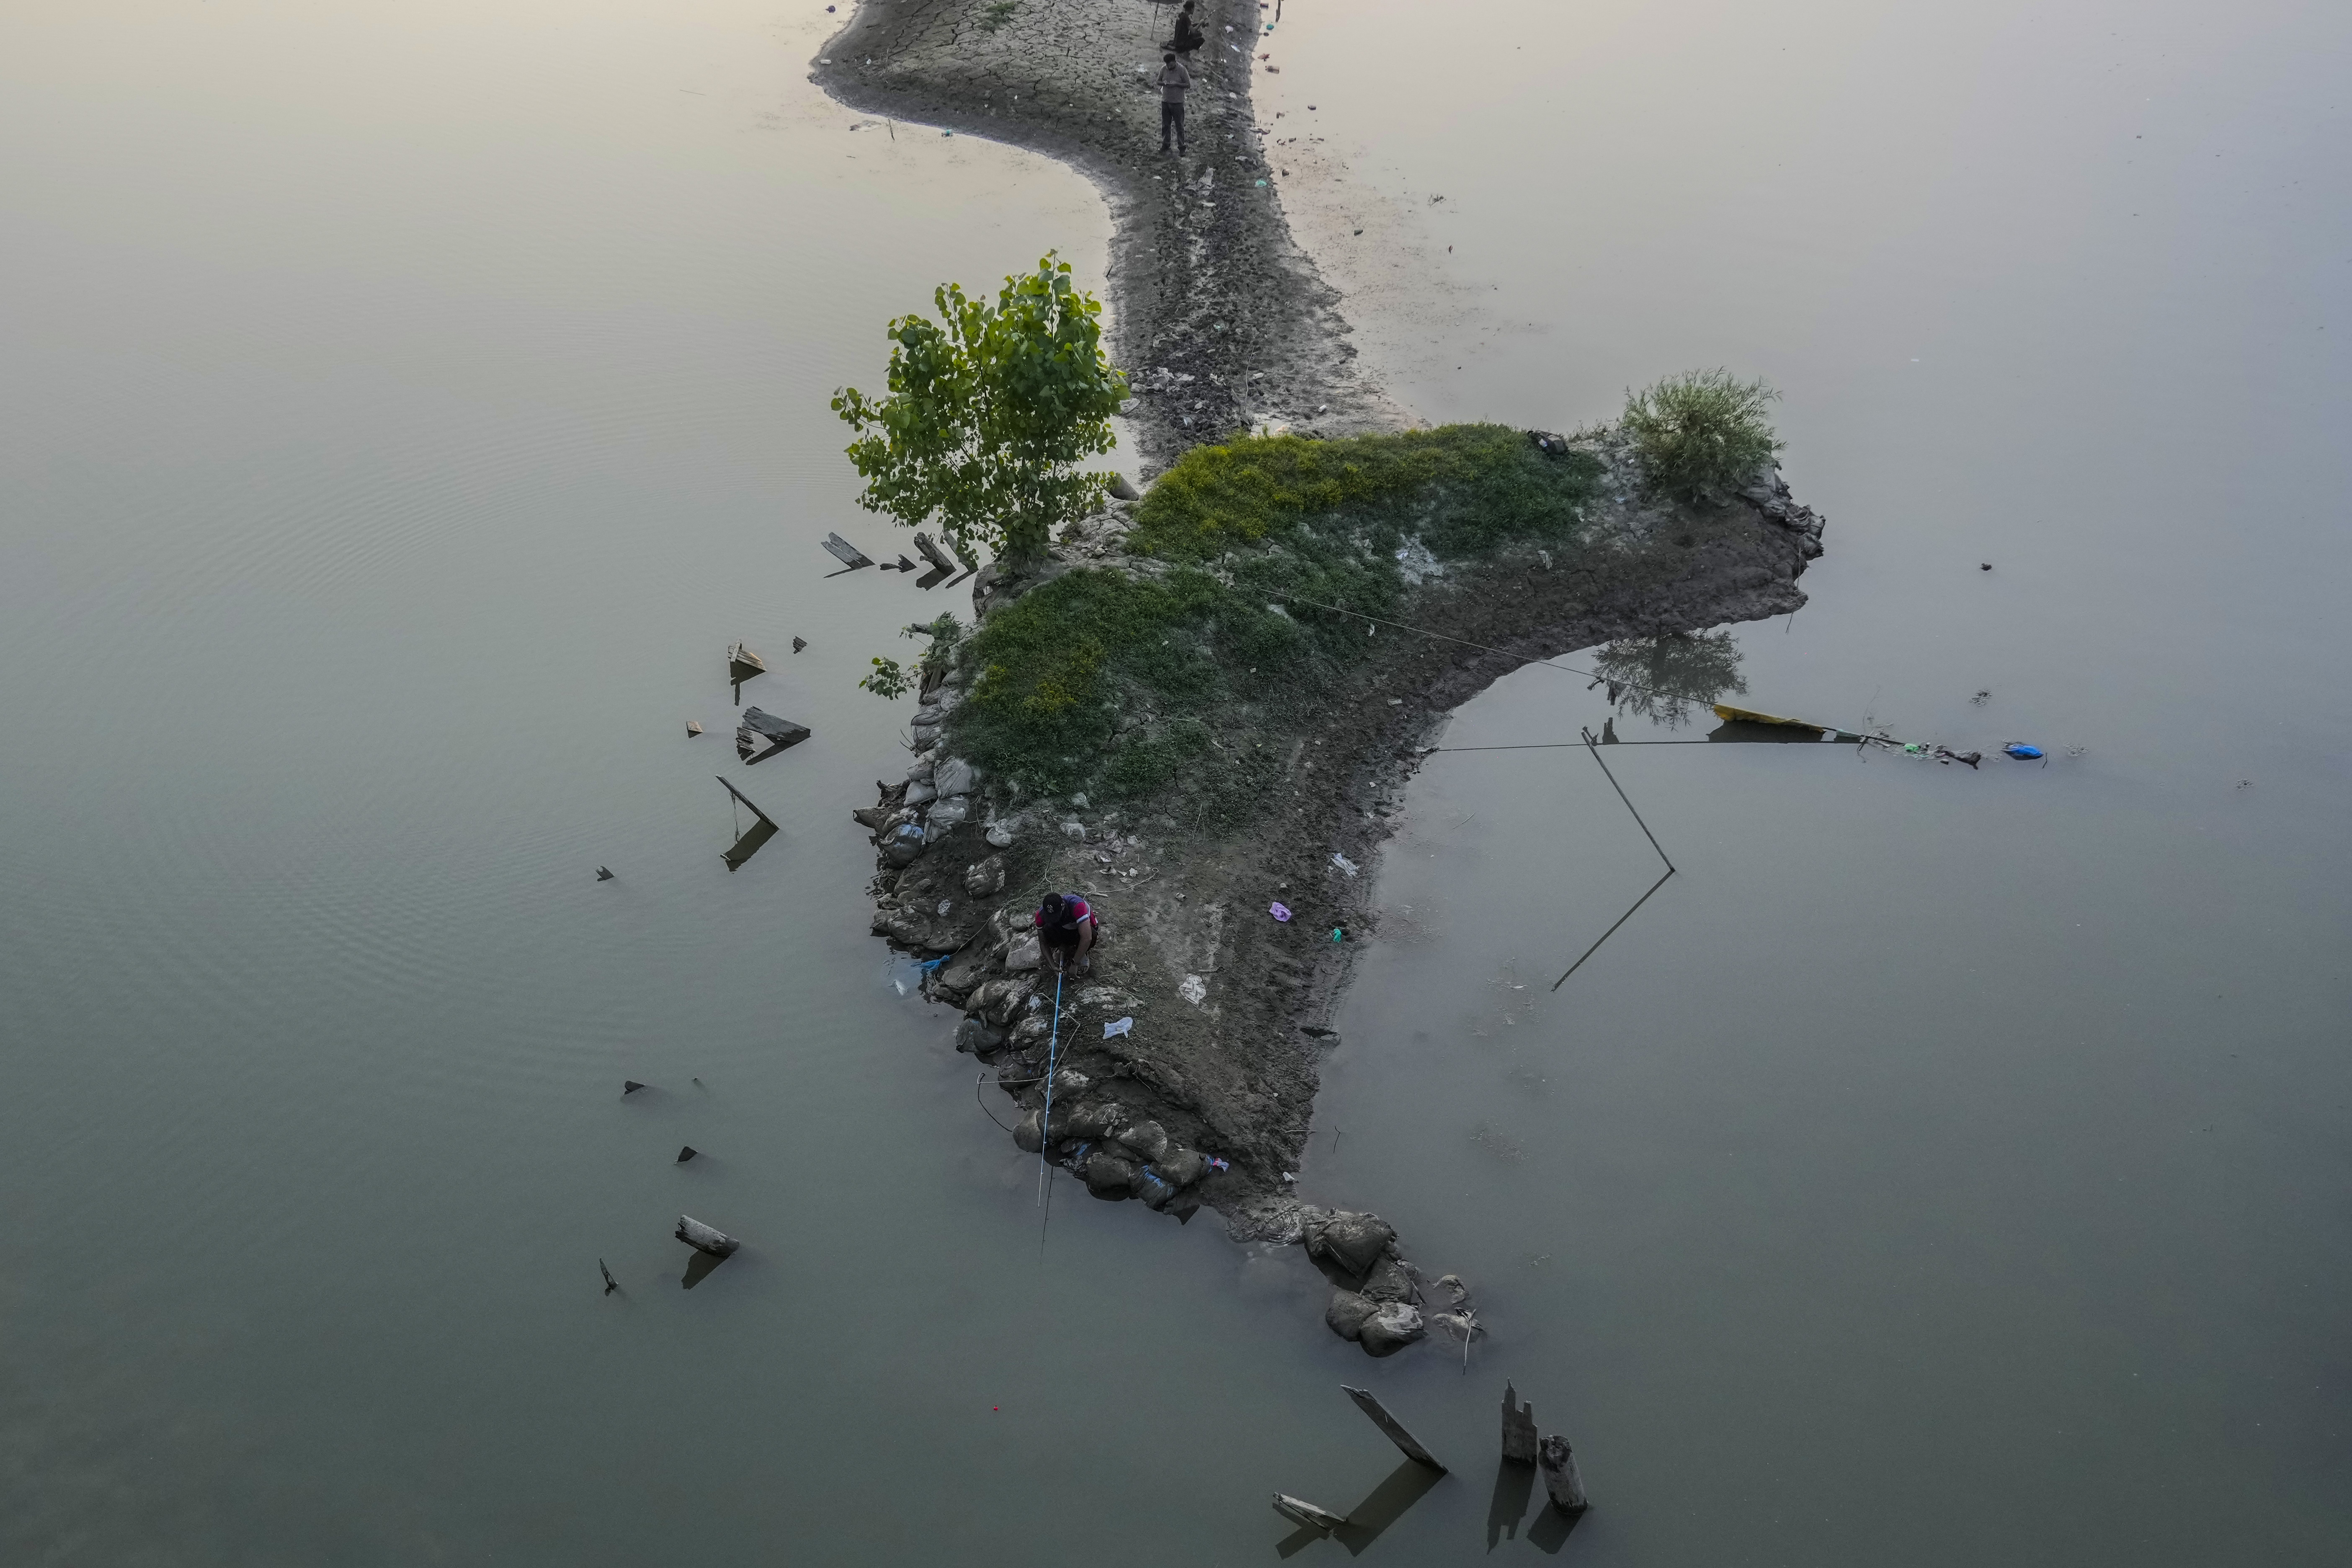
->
[3,0,2347,1563]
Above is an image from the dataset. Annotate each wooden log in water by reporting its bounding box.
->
[1342,1385,1446,1473]
[1271,1494,1346,1533]
[674,1215,740,1256]
[1501,1381,1539,1463]
[1537,1434,1589,1514]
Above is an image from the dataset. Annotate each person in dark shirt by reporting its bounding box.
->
[1034,892,1100,977]
[1167,1,1205,57]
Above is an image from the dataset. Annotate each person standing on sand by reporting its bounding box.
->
[1157,51,1192,155]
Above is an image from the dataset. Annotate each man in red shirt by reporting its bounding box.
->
[1034,892,1099,977]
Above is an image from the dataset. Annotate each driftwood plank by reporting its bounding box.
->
[1341,1385,1446,1473]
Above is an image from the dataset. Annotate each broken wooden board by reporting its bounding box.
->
[821,532,874,570]
[674,1215,739,1256]
[912,531,959,575]
[736,708,811,764]
[727,642,766,684]
[1343,1385,1446,1473]
[1271,1494,1346,1533]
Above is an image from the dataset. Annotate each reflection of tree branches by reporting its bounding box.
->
[1586,631,1746,729]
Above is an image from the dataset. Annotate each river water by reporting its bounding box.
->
[3,0,2345,1563]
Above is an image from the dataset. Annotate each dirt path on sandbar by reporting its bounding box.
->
[814,0,1406,469]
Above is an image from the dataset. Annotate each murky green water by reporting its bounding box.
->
[3,0,2346,1563]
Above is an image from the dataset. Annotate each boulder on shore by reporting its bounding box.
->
[1307,1210,1396,1278]
[1358,1301,1426,1356]
[1325,1290,1378,1341]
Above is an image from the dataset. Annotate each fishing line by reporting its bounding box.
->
[1275,592,1889,740]
[1038,967,1066,1257]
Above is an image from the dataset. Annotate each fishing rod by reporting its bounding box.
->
[1038,966,1066,1255]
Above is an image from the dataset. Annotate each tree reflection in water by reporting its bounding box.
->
[1586,629,1746,729]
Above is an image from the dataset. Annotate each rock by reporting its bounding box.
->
[1360,1256,1418,1304]
[1358,1302,1426,1356]
[1082,1148,1138,1199]
[676,1145,698,1163]
[1067,1101,1127,1138]
[926,795,970,835]
[969,977,1035,1026]
[1108,473,1141,501]
[1434,1273,1472,1309]
[1134,1166,1180,1210]
[932,757,976,797]
[1013,1108,1044,1154]
[1326,1290,1378,1341]
[932,942,997,1005]
[985,819,1016,848]
[1116,1118,1169,1163]
[1073,985,1143,1014]
[954,1016,1007,1055]
[1004,932,1042,972]
[964,856,1006,897]
[1307,1211,1396,1278]
[1008,1014,1051,1046]
[903,781,938,808]
[1068,793,1089,809]
[1156,1147,1208,1187]
[623,1080,646,1095]
[881,823,926,867]
[1060,819,1087,842]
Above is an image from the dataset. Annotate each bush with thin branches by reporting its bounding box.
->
[1621,370,1783,503]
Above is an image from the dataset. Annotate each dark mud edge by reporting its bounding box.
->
[816,1,1828,1351]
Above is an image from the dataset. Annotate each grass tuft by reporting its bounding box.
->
[946,425,1601,807]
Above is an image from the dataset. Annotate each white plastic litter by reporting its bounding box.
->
[1104,1016,1135,1039]
[1179,974,1208,1006]
[1330,852,1359,877]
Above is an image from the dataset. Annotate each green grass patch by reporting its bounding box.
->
[946,424,1602,804]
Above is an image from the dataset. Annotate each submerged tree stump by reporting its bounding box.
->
[1501,1381,1539,1463]
[1537,1434,1589,1514]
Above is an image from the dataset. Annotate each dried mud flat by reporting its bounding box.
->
[815,0,1829,1351]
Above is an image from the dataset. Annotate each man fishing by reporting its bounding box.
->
[1034,892,1099,977]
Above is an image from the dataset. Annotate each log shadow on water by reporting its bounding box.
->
[1485,1456,1536,1548]
[1525,1497,1583,1553]
[680,1249,730,1290]
[1331,1459,1444,1555]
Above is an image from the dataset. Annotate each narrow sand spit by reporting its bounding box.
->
[814,0,1828,1353]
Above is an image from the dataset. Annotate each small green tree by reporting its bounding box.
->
[1621,370,1784,504]
[832,253,1128,568]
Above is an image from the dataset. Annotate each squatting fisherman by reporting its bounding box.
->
[1034,892,1100,978]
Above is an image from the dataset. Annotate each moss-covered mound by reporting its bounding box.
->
[944,426,1600,810]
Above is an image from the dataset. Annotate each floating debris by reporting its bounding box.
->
[791,636,807,654]
[600,1259,619,1296]
[2003,743,2045,760]
[1272,1495,1346,1534]
[727,641,766,689]
[912,532,960,575]
[623,1080,646,1095]
[686,720,704,737]
[596,866,615,881]
[821,532,875,573]
[676,1145,698,1163]
[716,776,779,871]
[736,707,811,764]
[674,1214,740,1257]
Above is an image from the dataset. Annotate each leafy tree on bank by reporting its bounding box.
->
[832,253,1128,570]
